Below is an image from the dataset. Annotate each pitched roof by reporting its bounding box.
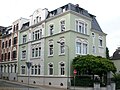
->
[47,3,103,33]
[112,47,120,60]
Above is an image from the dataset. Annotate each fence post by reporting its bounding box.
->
[94,83,100,90]
[111,82,116,90]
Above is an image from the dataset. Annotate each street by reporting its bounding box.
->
[0,79,66,90]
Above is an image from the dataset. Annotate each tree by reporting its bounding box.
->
[72,55,116,76]
[106,47,110,59]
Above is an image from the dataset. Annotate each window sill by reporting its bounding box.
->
[21,59,26,61]
[59,53,65,56]
[48,55,53,57]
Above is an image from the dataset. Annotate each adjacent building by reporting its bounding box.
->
[111,47,120,73]
[0,18,29,81]
[0,3,107,89]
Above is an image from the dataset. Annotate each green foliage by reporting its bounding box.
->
[71,76,94,87]
[72,55,116,75]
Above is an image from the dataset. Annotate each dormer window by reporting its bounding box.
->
[36,16,39,23]
[60,20,65,32]
[49,24,54,35]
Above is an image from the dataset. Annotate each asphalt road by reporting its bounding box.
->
[0,79,66,90]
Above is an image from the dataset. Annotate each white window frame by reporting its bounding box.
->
[22,50,26,59]
[22,35,27,44]
[59,62,65,76]
[98,36,103,47]
[49,24,54,35]
[48,41,54,56]
[35,48,38,57]
[60,19,65,32]
[35,65,37,75]
[32,48,35,57]
[83,42,88,55]
[92,32,95,45]
[76,40,82,54]
[48,63,54,75]
[58,38,65,55]
[21,65,25,75]
[75,19,88,35]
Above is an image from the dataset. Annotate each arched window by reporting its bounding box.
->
[48,41,54,56]
[48,63,53,75]
[59,62,65,75]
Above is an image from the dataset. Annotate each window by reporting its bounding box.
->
[60,42,65,54]
[38,65,40,75]
[76,20,87,34]
[5,53,7,61]
[40,29,42,38]
[14,64,17,73]
[8,52,10,60]
[39,47,41,56]
[49,63,53,75]
[35,48,38,57]
[83,43,87,54]
[13,37,17,45]
[32,30,42,40]
[49,44,53,56]
[23,35,27,43]
[32,32,34,40]
[2,42,4,48]
[13,25,16,32]
[99,39,103,47]
[1,54,3,61]
[4,66,6,73]
[49,24,54,35]
[22,50,26,59]
[92,33,95,45]
[8,65,9,73]
[35,65,37,75]
[92,46,96,54]
[11,65,13,73]
[16,23,19,30]
[31,66,34,75]
[36,16,39,23]
[32,46,41,58]
[60,62,65,75]
[32,49,34,57]
[76,39,88,55]
[21,66,25,74]
[5,41,7,48]
[9,39,11,47]
[13,51,17,59]
[60,20,65,32]
[76,42,81,54]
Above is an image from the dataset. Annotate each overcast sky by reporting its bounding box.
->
[0,0,120,56]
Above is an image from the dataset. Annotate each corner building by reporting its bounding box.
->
[17,3,106,89]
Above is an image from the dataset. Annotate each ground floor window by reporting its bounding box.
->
[21,66,25,74]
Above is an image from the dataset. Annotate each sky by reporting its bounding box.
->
[0,0,120,56]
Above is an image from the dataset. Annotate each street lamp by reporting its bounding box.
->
[57,41,70,89]
[26,61,32,90]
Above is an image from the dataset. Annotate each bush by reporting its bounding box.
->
[71,75,107,87]
[111,73,120,89]
[71,76,94,87]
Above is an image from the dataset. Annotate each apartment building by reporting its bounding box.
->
[0,3,106,89]
[0,18,29,81]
